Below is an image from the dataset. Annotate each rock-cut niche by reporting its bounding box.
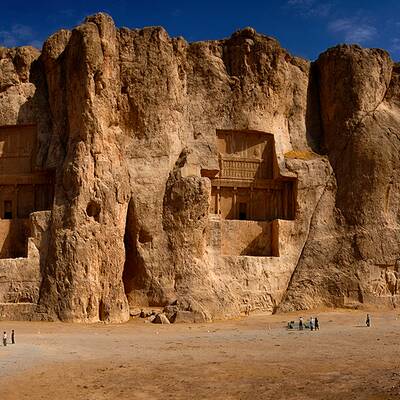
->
[202,130,297,257]
[0,125,54,258]
[122,199,151,308]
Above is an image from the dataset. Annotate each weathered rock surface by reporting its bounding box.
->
[0,13,399,322]
[279,46,400,311]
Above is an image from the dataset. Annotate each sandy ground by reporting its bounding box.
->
[0,309,400,399]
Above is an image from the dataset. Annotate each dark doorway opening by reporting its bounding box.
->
[239,202,247,220]
[4,200,12,219]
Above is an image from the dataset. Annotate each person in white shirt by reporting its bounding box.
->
[310,317,315,331]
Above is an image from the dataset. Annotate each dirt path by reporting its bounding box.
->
[1,310,400,399]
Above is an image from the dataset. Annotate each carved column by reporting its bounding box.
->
[249,186,253,219]
[14,184,18,219]
[233,187,237,219]
[272,189,277,219]
[265,189,271,220]
[216,186,220,215]
[283,183,288,219]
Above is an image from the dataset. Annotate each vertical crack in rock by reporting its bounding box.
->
[122,198,151,308]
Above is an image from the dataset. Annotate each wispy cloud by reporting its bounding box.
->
[286,0,378,45]
[389,38,400,56]
[328,18,377,43]
[286,0,332,18]
[0,24,41,48]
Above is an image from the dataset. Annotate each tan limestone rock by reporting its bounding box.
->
[1,13,399,322]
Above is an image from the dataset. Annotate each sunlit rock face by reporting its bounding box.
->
[0,13,398,322]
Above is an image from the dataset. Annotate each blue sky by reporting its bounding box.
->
[0,0,399,61]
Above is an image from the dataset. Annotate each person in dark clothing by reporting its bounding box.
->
[310,317,314,331]
[366,314,371,327]
[314,317,319,330]
[299,316,304,330]
[11,330,15,344]
[3,331,7,346]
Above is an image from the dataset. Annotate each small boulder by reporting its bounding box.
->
[152,313,170,324]
[140,309,153,318]
[129,308,141,317]
[170,310,206,323]
[163,305,179,321]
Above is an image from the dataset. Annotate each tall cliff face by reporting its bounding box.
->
[0,13,398,322]
[280,46,400,310]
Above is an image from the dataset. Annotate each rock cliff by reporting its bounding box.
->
[0,13,398,322]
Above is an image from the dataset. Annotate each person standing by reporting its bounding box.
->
[366,314,371,327]
[3,331,7,346]
[314,317,320,330]
[310,317,314,331]
[11,330,15,344]
[299,316,304,330]
[245,304,251,316]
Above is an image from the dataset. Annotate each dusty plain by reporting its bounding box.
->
[0,310,400,399]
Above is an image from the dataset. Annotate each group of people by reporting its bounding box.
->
[293,314,371,331]
[287,317,320,330]
[2,330,15,346]
[298,316,319,331]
